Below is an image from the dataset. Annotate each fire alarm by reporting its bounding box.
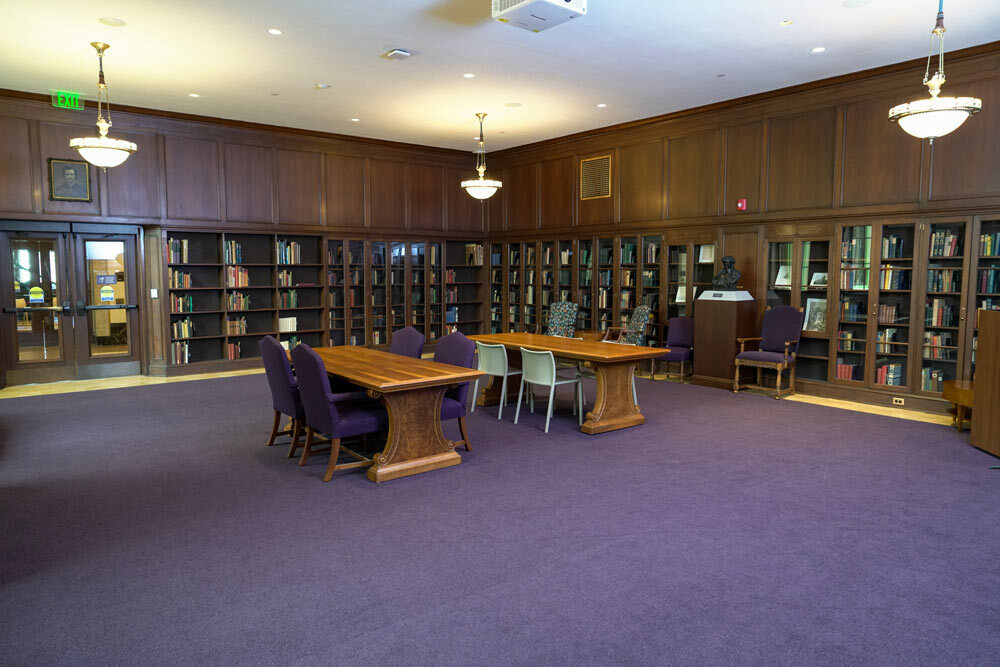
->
[736,198,747,211]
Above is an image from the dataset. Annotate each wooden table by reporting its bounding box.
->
[308,346,484,482]
[943,379,974,432]
[468,333,669,434]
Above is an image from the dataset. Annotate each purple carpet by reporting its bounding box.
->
[1,375,999,665]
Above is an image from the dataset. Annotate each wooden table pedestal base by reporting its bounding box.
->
[582,361,643,434]
[367,386,462,483]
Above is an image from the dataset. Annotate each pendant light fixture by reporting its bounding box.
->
[461,113,502,200]
[69,42,138,168]
[888,0,982,142]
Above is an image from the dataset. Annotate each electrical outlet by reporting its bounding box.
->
[892,397,905,406]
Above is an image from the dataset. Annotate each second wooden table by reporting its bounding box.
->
[468,333,668,434]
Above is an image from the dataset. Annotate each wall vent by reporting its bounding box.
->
[580,155,611,200]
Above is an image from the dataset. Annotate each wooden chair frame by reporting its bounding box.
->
[297,428,374,482]
[265,411,302,454]
[732,337,799,399]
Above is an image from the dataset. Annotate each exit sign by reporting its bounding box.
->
[50,90,84,110]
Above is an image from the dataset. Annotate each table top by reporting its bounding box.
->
[468,332,669,362]
[307,346,484,393]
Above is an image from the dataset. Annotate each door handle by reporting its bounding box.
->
[81,304,138,311]
[2,306,66,313]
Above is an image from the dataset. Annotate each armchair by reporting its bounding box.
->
[603,304,651,345]
[659,316,694,382]
[543,301,579,338]
[733,305,805,399]
[389,325,425,358]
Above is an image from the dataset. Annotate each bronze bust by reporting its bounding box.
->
[711,255,741,290]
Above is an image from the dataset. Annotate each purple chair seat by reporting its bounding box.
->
[736,350,789,364]
[433,332,477,451]
[441,397,466,421]
[332,400,388,439]
[661,347,692,362]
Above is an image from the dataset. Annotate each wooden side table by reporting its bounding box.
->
[942,380,974,432]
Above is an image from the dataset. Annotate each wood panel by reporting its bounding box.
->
[224,143,273,223]
[619,140,663,223]
[722,228,760,299]
[276,149,322,225]
[724,123,762,214]
[578,151,614,227]
[39,122,100,216]
[107,130,159,217]
[325,153,365,228]
[767,107,837,212]
[971,310,1000,457]
[164,136,220,221]
[842,98,922,206]
[0,116,33,213]
[930,76,1000,200]
[406,163,444,231]
[369,159,406,229]
[668,131,721,219]
[506,162,538,232]
[540,156,574,229]
[446,168,483,232]
[487,175,505,232]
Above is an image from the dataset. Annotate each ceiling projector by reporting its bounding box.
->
[492,0,587,33]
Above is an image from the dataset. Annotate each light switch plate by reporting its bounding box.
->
[150,288,158,299]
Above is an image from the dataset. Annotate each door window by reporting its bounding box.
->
[10,237,62,361]
[84,240,129,356]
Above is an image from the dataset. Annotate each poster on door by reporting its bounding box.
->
[100,285,116,302]
[28,286,45,303]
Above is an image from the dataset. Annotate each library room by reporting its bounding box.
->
[2,1,1000,664]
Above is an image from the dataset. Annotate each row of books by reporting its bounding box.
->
[978,268,1000,294]
[171,341,190,364]
[226,266,250,288]
[620,293,635,309]
[642,270,659,288]
[880,267,910,290]
[926,268,960,293]
[882,234,908,259]
[840,269,869,290]
[464,243,484,266]
[278,316,298,333]
[226,317,247,335]
[168,238,190,264]
[838,331,864,351]
[226,342,242,360]
[599,247,614,265]
[922,331,956,360]
[445,287,460,304]
[277,269,294,287]
[929,230,962,257]
[875,362,904,386]
[170,294,195,313]
[169,269,192,289]
[840,300,867,323]
[228,292,253,311]
[224,240,243,264]
[876,303,905,325]
[980,231,1000,257]
[925,299,958,327]
[921,367,945,392]
[841,227,871,261]
[620,242,637,265]
[876,328,904,352]
[835,359,862,380]
[275,240,302,265]
[172,317,196,339]
[278,290,299,308]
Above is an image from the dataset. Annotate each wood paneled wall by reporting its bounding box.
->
[0,95,483,236]
[485,46,1000,237]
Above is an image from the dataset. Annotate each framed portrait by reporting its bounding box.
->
[803,297,827,332]
[698,244,715,264]
[47,158,92,202]
[809,272,828,287]
[774,264,791,287]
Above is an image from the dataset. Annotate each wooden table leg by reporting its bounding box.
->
[367,386,462,483]
[581,360,644,434]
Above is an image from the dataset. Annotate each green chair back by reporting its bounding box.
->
[520,348,556,386]
[475,341,509,377]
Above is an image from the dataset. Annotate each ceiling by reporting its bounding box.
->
[2,0,999,152]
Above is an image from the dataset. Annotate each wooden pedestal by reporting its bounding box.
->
[692,297,757,388]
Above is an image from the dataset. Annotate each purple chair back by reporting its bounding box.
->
[389,326,425,358]
[760,306,806,354]
[259,335,303,419]
[290,344,340,436]
[666,316,694,348]
[433,332,476,406]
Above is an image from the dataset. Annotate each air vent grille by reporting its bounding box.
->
[580,155,611,200]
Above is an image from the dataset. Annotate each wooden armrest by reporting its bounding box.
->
[736,337,762,343]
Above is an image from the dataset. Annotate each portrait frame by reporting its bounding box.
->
[47,158,92,202]
[803,297,827,332]
[809,271,829,287]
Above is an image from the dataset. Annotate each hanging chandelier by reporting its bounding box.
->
[887,0,981,142]
[70,42,137,169]
[461,113,502,200]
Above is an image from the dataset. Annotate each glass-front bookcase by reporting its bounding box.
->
[577,239,593,331]
[919,220,967,394]
[836,225,871,383]
[641,234,662,346]
[597,237,614,332]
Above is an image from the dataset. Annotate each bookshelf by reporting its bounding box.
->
[327,239,346,346]
[523,241,538,332]
[409,242,426,335]
[919,220,968,394]
[275,235,324,351]
[390,241,407,336]
[444,241,484,336]
[490,242,503,334]
[619,236,638,328]
[597,237,614,332]
[347,239,366,346]
[641,234,662,346]
[873,223,915,390]
[797,239,832,382]
[667,243,689,319]
[540,240,556,328]
[577,239,593,331]
[558,240,574,314]
[166,231,225,366]
[371,241,387,346]
[836,224,871,383]
[428,241,443,341]
[972,216,1000,379]
[508,242,522,332]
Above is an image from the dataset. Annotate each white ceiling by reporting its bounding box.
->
[2,0,999,152]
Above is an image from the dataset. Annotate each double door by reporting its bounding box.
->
[0,228,141,386]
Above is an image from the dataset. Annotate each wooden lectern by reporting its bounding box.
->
[692,290,757,389]
[971,309,1000,457]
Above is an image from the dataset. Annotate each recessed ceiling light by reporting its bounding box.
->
[811,46,827,53]
[350,118,360,122]
[314,83,329,90]
[188,93,200,98]
[267,28,282,35]
[779,20,793,26]
[505,102,522,108]
[716,74,726,78]
[99,17,127,27]
[596,103,607,108]
[463,73,476,79]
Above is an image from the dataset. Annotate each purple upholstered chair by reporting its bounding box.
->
[389,326,425,359]
[733,305,805,399]
[258,335,304,455]
[432,331,476,451]
[290,344,388,482]
[660,316,694,382]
